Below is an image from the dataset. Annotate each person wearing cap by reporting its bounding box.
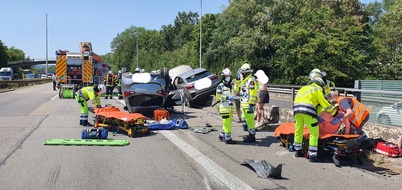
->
[75,84,106,126]
[234,63,259,143]
[254,70,270,127]
[293,68,341,162]
[104,70,115,99]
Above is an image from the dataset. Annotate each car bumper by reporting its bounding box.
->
[186,86,216,102]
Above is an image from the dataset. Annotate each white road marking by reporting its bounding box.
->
[159,130,254,190]
[50,94,58,101]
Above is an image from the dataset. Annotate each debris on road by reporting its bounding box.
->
[241,159,283,179]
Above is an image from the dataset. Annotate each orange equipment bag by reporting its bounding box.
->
[154,108,170,121]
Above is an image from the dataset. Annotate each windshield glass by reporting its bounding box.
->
[0,72,12,76]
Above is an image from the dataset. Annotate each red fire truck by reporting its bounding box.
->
[55,42,109,98]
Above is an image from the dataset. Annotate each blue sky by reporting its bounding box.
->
[0,0,380,60]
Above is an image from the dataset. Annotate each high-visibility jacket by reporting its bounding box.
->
[104,74,115,87]
[293,82,337,117]
[337,97,370,129]
[115,74,121,87]
[234,74,258,106]
[216,81,235,114]
[324,80,336,95]
[77,86,101,107]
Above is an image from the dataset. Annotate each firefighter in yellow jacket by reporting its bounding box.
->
[217,68,236,144]
[234,64,259,143]
[75,84,106,126]
[293,69,342,162]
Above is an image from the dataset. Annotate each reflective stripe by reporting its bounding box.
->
[77,89,89,101]
[351,103,369,124]
[295,85,320,99]
[293,103,317,116]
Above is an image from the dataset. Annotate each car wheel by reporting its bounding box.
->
[378,114,391,125]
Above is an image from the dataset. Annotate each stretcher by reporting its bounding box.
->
[93,105,150,138]
[274,122,374,167]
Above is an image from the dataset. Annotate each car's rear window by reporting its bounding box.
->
[185,71,211,83]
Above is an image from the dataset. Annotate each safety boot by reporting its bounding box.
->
[218,132,225,141]
[308,155,320,162]
[225,139,236,144]
[243,134,256,143]
[295,150,304,157]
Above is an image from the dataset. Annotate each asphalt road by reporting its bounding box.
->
[0,83,401,190]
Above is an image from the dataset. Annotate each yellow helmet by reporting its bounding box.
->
[240,63,253,73]
[324,80,336,95]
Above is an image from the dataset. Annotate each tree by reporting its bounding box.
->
[0,40,9,67]
[372,0,402,79]
[6,46,25,62]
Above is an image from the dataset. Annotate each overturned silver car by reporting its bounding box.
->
[121,65,217,114]
[121,69,170,114]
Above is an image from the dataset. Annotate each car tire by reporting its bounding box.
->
[378,114,391,125]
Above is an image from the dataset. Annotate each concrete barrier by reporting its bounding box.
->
[0,78,51,89]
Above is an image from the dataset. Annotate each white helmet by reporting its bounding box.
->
[311,77,325,86]
[134,68,141,73]
[221,68,232,76]
[108,71,113,74]
[96,84,106,94]
[308,69,326,81]
[118,70,122,74]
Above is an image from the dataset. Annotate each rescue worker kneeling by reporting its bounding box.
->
[293,69,342,162]
[75,84,106,126]
[217,68,236,144]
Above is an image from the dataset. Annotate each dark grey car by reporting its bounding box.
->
[172,68,220,107]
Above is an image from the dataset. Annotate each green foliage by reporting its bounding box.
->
[105,0,399,87]
[0,40,9,68]
[6,46,25,61]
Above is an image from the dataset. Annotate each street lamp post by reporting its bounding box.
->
[136,35,139,68]
[199,0,202,68]
[45,14,48,76]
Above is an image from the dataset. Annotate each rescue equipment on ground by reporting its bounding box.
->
[43,139,129,146]
[93,105,149,138]
[145,118,189,130]
[153,108,170,121]
[274,122,375,167]
[373,141,401,158]
[81,128,108,139]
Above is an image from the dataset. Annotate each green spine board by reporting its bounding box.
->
[43,139,129,146]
